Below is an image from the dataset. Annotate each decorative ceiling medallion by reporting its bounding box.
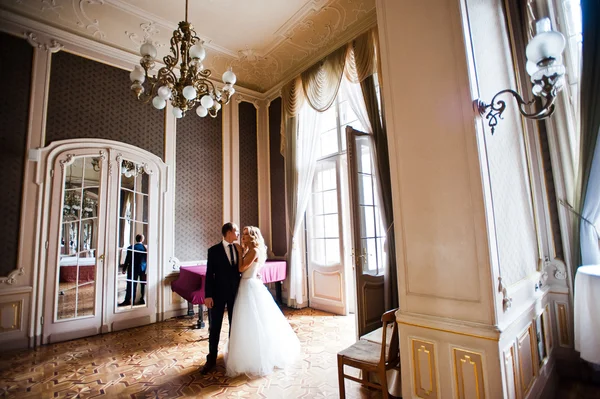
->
[126,21,164,49]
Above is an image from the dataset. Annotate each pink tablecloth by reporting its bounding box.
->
[171,261,287,305]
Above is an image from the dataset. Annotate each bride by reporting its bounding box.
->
[225,226,301,377]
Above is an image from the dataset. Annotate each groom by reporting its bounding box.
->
[201,222,241,374]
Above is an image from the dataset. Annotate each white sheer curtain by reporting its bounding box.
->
[288,104,322,306]
[341,78,372,134]
[580,130,600,266]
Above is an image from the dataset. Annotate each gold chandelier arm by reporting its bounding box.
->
[163,33,181,71]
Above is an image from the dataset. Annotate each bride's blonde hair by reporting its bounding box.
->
[245,226,267,264]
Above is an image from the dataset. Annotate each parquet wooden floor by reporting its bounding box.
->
[0,308,389,398]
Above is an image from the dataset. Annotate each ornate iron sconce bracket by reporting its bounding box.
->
[473,88,557,134]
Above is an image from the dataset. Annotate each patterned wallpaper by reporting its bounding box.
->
[538,124,564,260]
[46,52,164,160]
[486,121,539,286]
[175,113,223,262]
[239,102,259,231]
[269,98,287,256]
[0,33,32,277]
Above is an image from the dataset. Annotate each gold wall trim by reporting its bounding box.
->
[503,344,519,399]
[0,300,22,333]
[555,302,570,347]
[453,348,486,399]
[399,321,499,341]
[517,323,537,396]
[543,304,553,353]
[411,339,438,399]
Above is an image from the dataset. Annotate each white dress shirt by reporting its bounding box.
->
[222,240,236,265]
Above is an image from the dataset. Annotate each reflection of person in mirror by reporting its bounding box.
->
[118,234,147,306]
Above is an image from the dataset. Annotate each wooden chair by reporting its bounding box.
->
[337,308,400,399]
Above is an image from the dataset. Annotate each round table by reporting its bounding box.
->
[574,265,600,364]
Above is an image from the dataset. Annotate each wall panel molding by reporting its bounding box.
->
[517,323,537,396]
[554,301,571,347]
[453,348,486,399]
[503,344,519,399]
[410,338,438,399]
[0,300,23,333]
[238,101,259,230]
[0,32,33,283]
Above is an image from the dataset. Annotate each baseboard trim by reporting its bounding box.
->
[535,359,558,399]
[163,308,190,320]
[0,335,29,352]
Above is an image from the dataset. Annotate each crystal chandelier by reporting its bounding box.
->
[128,0,236,119]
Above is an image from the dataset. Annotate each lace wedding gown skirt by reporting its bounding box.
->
[225,261,301,376]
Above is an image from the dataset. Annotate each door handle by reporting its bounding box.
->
[99,254,105,261]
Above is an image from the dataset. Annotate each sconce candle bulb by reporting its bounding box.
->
[474,18,566,134]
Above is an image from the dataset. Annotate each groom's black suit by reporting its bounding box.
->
[204,241,241,366]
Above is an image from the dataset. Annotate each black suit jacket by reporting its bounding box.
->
[204,242,241,300]
[124,243,147,272]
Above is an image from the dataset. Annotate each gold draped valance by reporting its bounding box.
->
[280,27,378,154]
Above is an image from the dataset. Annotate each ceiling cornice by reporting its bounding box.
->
[263,11,377,100]
[0,8,265,101]
[103,0,239,58]
[1,0,377,96]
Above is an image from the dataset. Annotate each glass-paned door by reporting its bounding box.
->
[106,154,157,330]
[115,160,150,310]
[44,152,108,343]
[43,148,159,343]
[306,159,348,315]
[346,127,386,337]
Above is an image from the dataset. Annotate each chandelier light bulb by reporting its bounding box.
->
[190,59,203,70]
[129,66,145,83]
[173,107,183,118]
[131,82,145,95]
[196,105,208,117]
[183,85,197,100]
[157,86,172,100]
[128,2,235,118]
[189,44,206,61]
[152,96,167,109]
[200,95,214,109]
[140,42,157,59]
[223,84,235,95]
[222,68,237,85]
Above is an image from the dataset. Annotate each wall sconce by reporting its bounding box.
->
[474,18,566,134]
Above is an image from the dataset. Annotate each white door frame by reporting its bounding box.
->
[306,157,348,315]
[37,139,167,343]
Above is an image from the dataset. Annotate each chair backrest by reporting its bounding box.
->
[380,308,400,367]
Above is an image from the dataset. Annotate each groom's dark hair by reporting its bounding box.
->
[222,222,236,237]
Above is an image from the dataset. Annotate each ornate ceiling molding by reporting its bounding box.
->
[2,0,376,93]
[24,31,64,52]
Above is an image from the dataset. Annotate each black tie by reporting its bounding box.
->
[228,244,235,266]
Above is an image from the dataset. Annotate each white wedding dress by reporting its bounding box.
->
[225,258,301,376]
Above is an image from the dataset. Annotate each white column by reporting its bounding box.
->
[255,99,272,251]
[26,45,56,347]
[222,95,240,226]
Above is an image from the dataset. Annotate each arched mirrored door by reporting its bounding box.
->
[42,144,163,344]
